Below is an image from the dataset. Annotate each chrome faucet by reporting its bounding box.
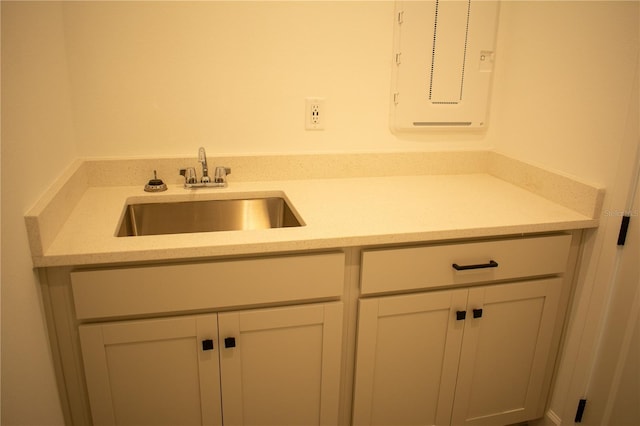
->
[180,147,231,188]
[198,147,211,183]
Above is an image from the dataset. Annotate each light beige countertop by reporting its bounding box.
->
[26,152,603,268]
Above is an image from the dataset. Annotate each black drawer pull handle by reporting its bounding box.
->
[202,339,214,351]
[224,337,236,348]
[456,310,467,321]
[452,260,498,271]
[473,308,483,319]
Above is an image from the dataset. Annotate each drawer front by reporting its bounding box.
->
[361,234,572,295]
[72,252,345,320]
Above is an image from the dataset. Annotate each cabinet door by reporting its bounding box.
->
[218,302,343,426]
[451,278,562,425]
[79,315,222,426]
[352,289,468,426]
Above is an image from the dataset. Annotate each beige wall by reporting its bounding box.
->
[61,0,490,157]
[1,1,638,425]
[491,0,638,186]
[1,2,76,425]
[489,2,639,424]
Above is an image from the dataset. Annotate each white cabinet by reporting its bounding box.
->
[218,303,343,426]
[42,236,578,426]
[450,281,562,425]
[79,315,222,426]
[353,234,572,426]
[352,289,467,426]
[80,302,343,426]
[72,252,346,426]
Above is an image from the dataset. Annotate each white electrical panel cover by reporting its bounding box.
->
[390,0,500,131]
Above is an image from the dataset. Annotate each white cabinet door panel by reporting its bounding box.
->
[452,278,562,425]
[218,303,343,426]
[79,315,222,426]
[352,289,468,426]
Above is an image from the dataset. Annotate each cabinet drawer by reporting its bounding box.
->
[72,252,345,320]
[361,234,572,295]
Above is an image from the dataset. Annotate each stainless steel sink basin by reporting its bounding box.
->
[117,197,304,237]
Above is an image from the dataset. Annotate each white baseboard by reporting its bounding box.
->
[545,409,563,426]
[529,409,563,426]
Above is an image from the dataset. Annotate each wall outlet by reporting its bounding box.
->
[305,98,325,130]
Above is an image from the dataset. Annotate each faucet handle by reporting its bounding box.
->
[179,167,198,184]
[214,167,231,184]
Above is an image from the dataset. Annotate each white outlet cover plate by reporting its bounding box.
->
[305,98,325,130]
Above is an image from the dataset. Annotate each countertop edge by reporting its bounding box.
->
[32,219,599,269]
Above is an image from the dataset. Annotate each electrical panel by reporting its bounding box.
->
[390,0,500,131]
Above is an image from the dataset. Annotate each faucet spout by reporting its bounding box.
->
[198,147,211,183]
[181,147,229,188]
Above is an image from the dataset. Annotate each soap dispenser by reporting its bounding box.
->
[144,170,168,192]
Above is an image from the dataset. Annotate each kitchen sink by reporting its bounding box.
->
[116,196,304,237]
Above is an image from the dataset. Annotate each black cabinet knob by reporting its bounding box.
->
[202,339,214,351]
[456,311,467,321]
[473,308,483,318]
[224,337,236,348]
